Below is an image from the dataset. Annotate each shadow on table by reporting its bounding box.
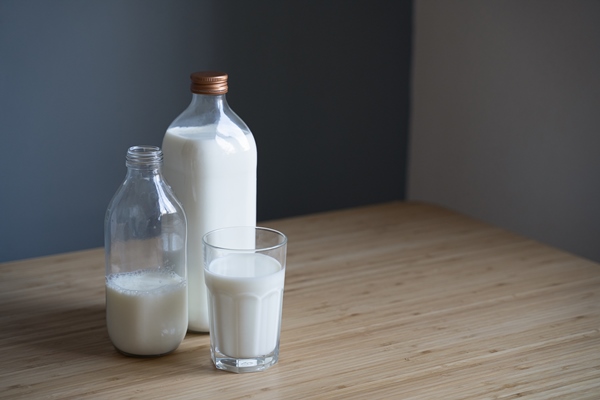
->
[1,283,221,377]
[4,302,217,373]
[2,299,115,358]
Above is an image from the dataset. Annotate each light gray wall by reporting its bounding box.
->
[408,0,600,262]
[0,1,412,262]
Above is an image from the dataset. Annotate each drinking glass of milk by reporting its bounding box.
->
[202,226,287,373]
[104,146,188,357]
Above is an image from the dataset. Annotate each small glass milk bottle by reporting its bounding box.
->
[104,145,188,356]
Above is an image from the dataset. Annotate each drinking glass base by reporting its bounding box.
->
[211,347,279,373]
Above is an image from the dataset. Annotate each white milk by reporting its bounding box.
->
[205,253,285,359]
[106,269,187,356]
[162,125,257,332]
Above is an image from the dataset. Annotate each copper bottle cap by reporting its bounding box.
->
[190,71,228,95]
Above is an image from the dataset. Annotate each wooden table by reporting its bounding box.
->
[2,202,599,399]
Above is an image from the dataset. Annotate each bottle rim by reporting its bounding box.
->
[126,145,163,167]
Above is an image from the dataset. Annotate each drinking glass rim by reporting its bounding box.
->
[202,226,288,252]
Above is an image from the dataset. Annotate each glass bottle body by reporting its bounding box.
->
[162,92,257,332]
[104,146,188,356]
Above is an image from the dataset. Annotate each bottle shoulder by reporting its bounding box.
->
[167,96,251,132]
[106,176,186,218]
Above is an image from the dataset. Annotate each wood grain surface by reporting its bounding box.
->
[1,201,599,399]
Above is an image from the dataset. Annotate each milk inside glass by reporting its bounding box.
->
[106,269,187,356]
[162,125,256,332]
[205,253,285,359]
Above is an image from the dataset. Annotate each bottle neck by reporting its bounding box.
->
[190,93,228,112]
[126,167,162,179]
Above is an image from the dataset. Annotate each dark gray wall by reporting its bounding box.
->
[409,0,600,262]
[0,1,412,262]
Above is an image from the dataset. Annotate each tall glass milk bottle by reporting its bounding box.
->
[104,145,188,356]
[162,71,257,332]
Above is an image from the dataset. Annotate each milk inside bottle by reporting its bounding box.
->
[106,269,187,356]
